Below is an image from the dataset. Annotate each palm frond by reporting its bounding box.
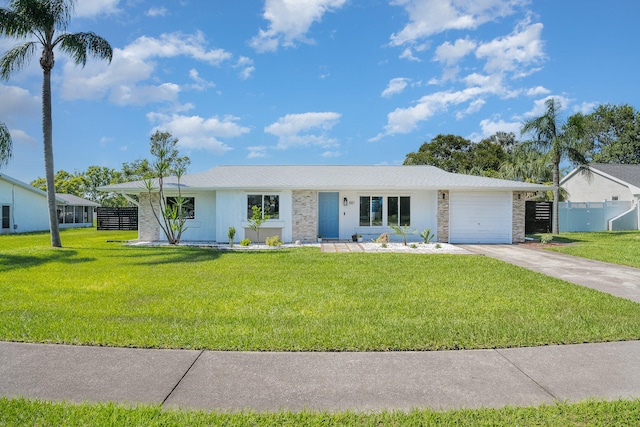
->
[56,32,113,67]
[0,41,37,80]
[0,121,13,169]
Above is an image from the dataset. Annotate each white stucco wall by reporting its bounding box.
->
[563,172,633,202]
[215,190,293,243]
[0,180,50,233]
[338,190,438,242]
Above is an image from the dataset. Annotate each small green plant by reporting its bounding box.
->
[247,205,270,244]
[420,228,435,244]
[381,242,387,248]
[240,238,251,246]
[227,226,236,247]
[410,243,417,249]
[540,234,553,244]
[435,243,442,249]
[390,224,416,246]
[265,235,283,247]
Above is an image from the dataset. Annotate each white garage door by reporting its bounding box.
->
[449,191,512,244]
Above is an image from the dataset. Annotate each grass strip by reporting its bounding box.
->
[1,397,640,426]
[1,229,639,351]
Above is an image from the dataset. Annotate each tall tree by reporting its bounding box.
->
[0,0,112,247]
[404,134,474,173]
[582,103,640,164]
[521,98,587,234]
[0,121,11,169]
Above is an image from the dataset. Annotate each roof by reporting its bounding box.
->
[55,193,101,207]
[99,165,550,193]
[1,173,100,205]
[590,163,640,188]
[561,164,640,195]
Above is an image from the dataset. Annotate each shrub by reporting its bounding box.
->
[420,228,435,244]
[435,243,441,249]
[389,225,416,246]
[540,234,553,244]
[240,238,251,246]
[410,243,417,249]
[227,226,236,247]
[381,243,387,248]
[265,235,283,247]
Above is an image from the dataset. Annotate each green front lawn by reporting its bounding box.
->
[1,229,639,351]
[537,231,640,269]
[2,397,640,427]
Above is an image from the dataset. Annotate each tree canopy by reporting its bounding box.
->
[582,103,640,164]
[0,121,12,169]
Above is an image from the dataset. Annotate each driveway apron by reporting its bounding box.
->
[460,244,640,303]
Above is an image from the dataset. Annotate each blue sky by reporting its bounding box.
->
[1,0,639,183]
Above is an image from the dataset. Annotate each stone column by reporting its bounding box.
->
[437,190,449,243]
[138,192,161,242]
[292,190,318,242]
[512,191,526,243]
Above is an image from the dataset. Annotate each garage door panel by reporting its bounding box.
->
[449,192,512,244]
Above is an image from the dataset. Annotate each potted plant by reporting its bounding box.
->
[351,233,358,242]
[357,234,363,243]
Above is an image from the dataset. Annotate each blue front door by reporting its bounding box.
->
[318,192,339,239]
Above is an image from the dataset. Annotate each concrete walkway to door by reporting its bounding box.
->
[461,244,640,303]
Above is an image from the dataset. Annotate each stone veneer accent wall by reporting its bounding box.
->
[292,190,318,242]
[512,191,526,243]
[138,192,161,241]
[437,190,449,243]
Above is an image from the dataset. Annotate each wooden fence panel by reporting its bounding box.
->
[97,207,138,231]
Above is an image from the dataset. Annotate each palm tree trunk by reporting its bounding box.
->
[552,155,560,235]
[42,67,62,247]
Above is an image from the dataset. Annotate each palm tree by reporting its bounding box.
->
[521,98,587,234]
[0,121,11,169]
[0,0,112,247]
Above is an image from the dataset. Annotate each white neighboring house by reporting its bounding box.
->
[0,173,100,234]
[561,163,640,231]
[99,165,549,244]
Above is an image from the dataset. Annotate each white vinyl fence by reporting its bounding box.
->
[558,200,637,232]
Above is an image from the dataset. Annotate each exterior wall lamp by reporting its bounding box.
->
[343,197,348,206]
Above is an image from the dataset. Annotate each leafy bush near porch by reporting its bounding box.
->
[0,229,639,351]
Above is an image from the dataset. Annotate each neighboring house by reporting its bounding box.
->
[560,164,640,231]
[0,173,99,234]
[99,165,548,244]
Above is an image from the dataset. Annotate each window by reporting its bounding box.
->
[166,197,195,219]
[247,194,279,219]
[360,196,411,227]
[2,206,9,229]
[388,196,411,226]
[359,196,383,226]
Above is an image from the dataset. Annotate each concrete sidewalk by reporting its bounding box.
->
[461,244,640,303]
[2,340,640,412]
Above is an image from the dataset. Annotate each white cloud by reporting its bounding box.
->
[434,38,477,66]
[321,150,342,158]
[247,146,269,159]
[525,86,550,97]
[382,78,411,98]
[470,118,521,141]
[390,0,526,46]
[250,0,347,52]
[0,84,39,118]
[456,98,486,119]
[146,7,169,17]
[370,86,492,141]
[147,113,250,154]
[188,69,216,91]
[6,128,37,146]
[60,32,233,105]
[574,101,597,115]
[264,112,341,149]
[475,20,545,74]
[75,0,121,17]
[235,57,255,80]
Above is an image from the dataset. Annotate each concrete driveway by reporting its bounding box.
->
[460,244,640,303]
